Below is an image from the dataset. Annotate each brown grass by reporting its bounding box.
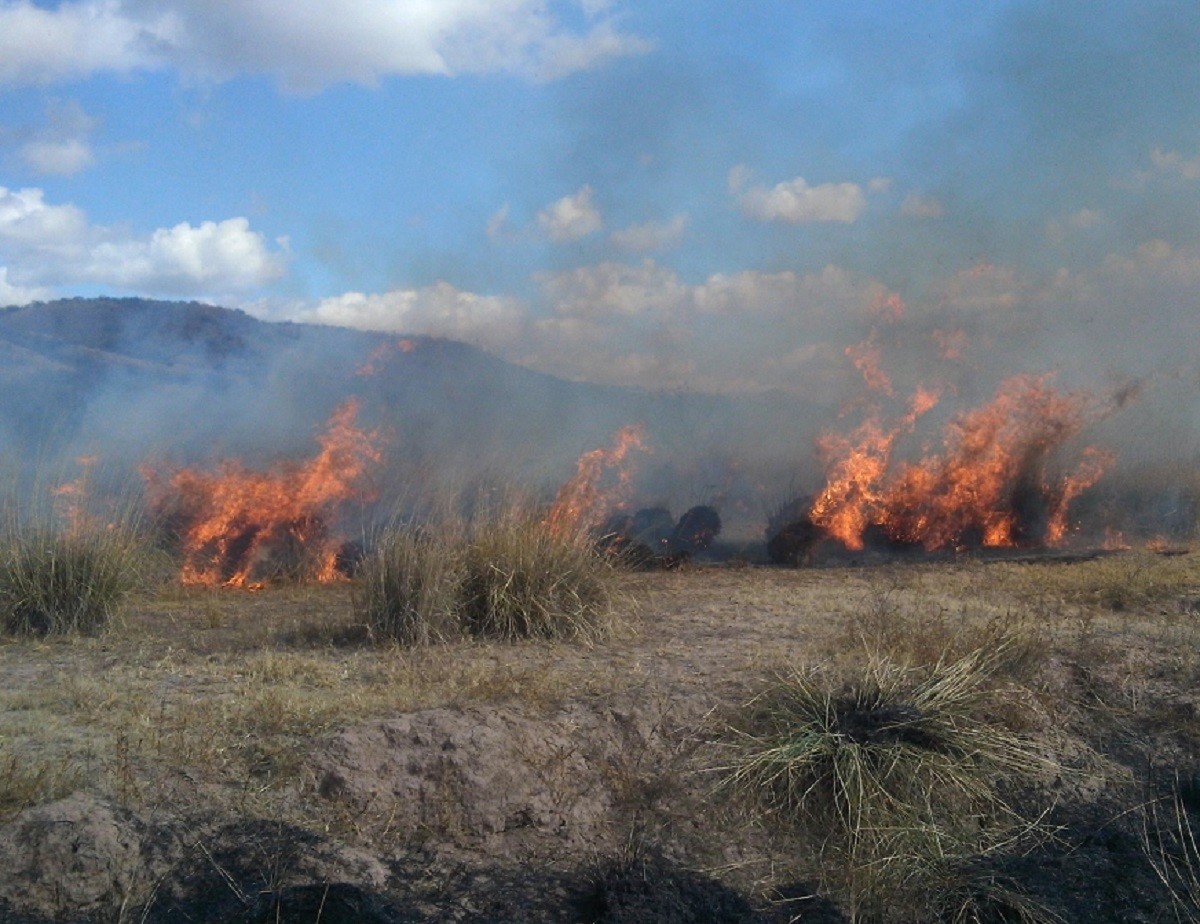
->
[0,548,1198,919]
[355,509,628,644]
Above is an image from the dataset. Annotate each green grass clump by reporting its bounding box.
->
[0,525,144,636]
[355,511,624,645]
[721,642,1051,921]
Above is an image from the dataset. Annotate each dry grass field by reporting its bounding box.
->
[2,548,1200,921]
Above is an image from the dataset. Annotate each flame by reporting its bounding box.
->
[544,424,647,538]
[810,388,940,550]
[810,376,1110,552]
[1103,527,1130,551]
[52,455,99,536]
[845,332,893,397]
[356,338,418,376]
[145,400,381,588]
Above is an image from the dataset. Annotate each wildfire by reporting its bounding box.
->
[145,400,381,588]
[356,338,418,376]
[544,424,648,538]
[810,376,1110,552]
[52,455,99,536]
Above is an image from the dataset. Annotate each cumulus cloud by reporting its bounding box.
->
[609,214,687,251]
[306,282,527,344]
[0,185,287,295]
[732,168,869,224]
[0,0,650,91]
[899,192,945,219]
[0,0,172,86]
[520,258,884,393]
[536,185,602,243]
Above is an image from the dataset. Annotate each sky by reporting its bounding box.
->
[1,0,1200,402]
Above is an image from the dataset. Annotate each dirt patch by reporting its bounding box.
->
[309,698,667,855]
[0,792,175,921]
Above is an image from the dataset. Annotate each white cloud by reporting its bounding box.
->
[0,0,173,86]
[926,262,1027,314]
[0,186,89,245]
[19,138,95,176]
[0,1,650,91]
[899,192,945,220]
[0,266,51,305]
[691,264,869,321]
[1101,238,1200,285]
[84,218,288,291]
[13,99,101,176]
[609,214,687,251]
[522,259,882,393]
[485,204,511,242]
[734,170,868,224]
[1150,147,1200,181]
[537,185,602,243]
[306,282,526,343]
[0,185,287,294]
[536,259,686,318]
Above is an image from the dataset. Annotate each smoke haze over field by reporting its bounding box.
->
[1,4,1200,540]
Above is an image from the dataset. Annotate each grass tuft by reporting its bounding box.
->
[460,512,621,641]
[355,528,465,645]
[721,641,1051,920]
[0,524,145,636]
[354,509,625,645]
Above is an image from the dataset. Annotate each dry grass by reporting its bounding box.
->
[0,526,147,635]
[720,637,1054,921]
[0,548,1198,920]
[355,509,627,644]
[460,512,625,641]
[0,478,152,636]
[354,527,465,644]
[1142,782,1200,922]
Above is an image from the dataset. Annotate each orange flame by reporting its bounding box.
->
[810,376,1110,552]
[356,338,418,376]
[544,425,648,538]
[145,400,381,588]
[810,388,940,550]
[52,455,99,536]
[845,333,893,397]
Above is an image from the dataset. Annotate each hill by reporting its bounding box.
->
[0,298,827,523]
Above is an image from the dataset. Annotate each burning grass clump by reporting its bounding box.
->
[356,511,625,645]
[0,517,146,636]
[720,643,1051,921]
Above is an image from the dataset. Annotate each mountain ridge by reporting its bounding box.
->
[0,297,825,519]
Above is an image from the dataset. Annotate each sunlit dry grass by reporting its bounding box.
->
[355,508,628,644]
[719,636,1053,921]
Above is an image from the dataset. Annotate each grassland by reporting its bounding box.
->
[2,548,1200,921]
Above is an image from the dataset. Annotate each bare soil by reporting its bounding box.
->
[2,552,1200,922]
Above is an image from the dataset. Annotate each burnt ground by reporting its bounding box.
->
[2,552,1200,922]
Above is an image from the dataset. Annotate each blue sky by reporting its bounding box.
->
[1,0,1199,397]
